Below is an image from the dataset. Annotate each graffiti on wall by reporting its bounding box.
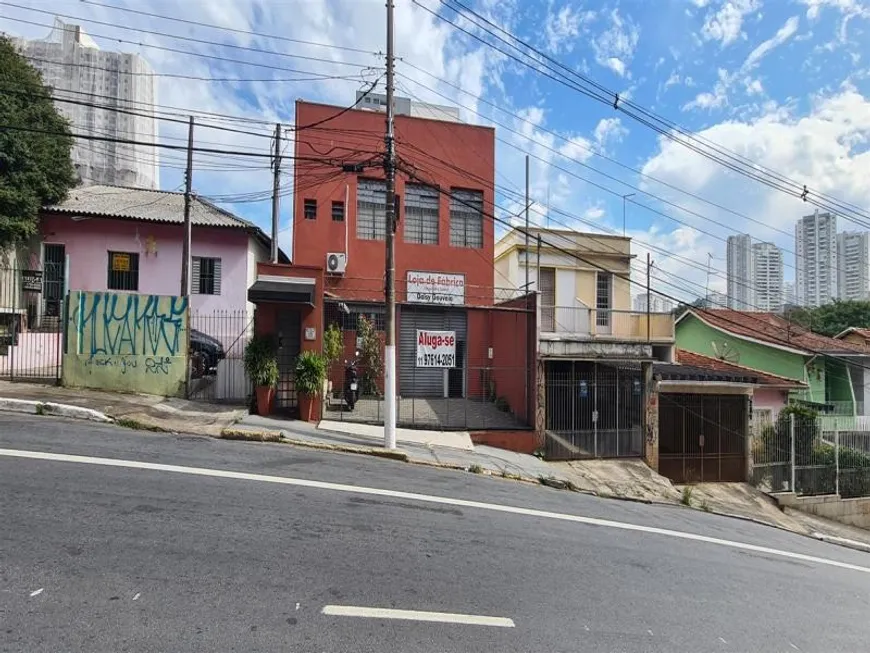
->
[64,291,189,396]
[72,292,188,358]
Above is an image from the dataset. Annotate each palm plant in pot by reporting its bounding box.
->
[295,350,327,422]
[244,335,279,416]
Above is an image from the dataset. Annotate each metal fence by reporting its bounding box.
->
[751,411,870,498]
[322,363,529,430]
[187,309,253,404]
[0,264,65,383]
[543,362,644,460]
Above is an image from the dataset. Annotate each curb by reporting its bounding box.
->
[219,427,410,462]
[0,398,112,423]
[811,533,870,554]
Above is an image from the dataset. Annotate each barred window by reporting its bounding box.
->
[304,199,317,220]
[403,183,439,245]
[449,189,483,248]
[193,257,221,295]
[331,200,345,222]
[356,179,386,240]
[107,251,139,291]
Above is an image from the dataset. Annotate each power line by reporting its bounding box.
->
[421,0,870,225]
[2,16,381,110]
[2,4,378,70]
[77,0,380,56]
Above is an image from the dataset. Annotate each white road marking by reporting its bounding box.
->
[295,602,300,611]
[132,593,141,601]
[321,605,515,628]
[2,447,869,574]
[719,637,727,644]
[29,588,43,597]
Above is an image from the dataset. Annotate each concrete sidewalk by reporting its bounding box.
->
[0,380,245,436]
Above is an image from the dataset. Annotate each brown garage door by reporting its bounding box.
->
[658,393,747,483]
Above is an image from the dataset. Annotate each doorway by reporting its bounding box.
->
[274,310,301,413]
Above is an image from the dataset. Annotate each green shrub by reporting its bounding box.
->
[244,335,279,388]
[294,350,327,397]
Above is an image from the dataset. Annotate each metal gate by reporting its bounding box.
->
[658,393,747,483]
[275,309,301,412]
[0,263,65,383]
[544,361,644,459]
[398,306,467,398]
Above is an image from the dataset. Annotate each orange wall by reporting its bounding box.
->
[254,263,324,354]
[292,100,496,306]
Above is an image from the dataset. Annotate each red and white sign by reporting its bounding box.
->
[416,330,456,367]
[407,271,465,306]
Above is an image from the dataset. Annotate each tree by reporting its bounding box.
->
[0,36,77,249]
[786,300,870,338]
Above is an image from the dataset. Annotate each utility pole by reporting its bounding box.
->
[524,154,530,291]
[180,116,194,297]
[646,253,652,343]
[383,0,397,450]
[270,123,282,263]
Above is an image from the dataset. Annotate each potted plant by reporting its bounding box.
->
[295,349,327,422]
[244,335,279,416]
[322,322,343,400]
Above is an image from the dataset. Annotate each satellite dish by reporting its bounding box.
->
[712,340,740,364]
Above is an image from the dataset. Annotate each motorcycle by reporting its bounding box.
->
[344,351,360,411]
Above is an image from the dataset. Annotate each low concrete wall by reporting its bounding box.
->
[775,492,870,529]
[64,291,189,397]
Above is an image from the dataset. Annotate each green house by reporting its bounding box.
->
[675,309,868,416]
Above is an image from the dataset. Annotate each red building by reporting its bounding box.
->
[249,99,535,444]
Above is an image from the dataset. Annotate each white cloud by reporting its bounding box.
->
[584,206,605,220]
[593,117,627,146]
[642,85,870,295]
[801,0,867,20]
[701,0,762,46]
[744,15,800,69]
[591,9,640,78]
[544,3,595,54]
[745,78,764,94]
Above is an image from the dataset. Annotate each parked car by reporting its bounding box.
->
[189,329,225,379]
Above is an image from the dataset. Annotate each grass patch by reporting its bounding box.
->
[468,463,484,474]
[701,500,711,513]
[35,403,46,416]
[680,485,694,507]
[115,417,168,433]
[538,475,570,490]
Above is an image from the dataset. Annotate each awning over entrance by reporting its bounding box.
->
[248,276,315,305]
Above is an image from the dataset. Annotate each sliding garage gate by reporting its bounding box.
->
[658,393,748,483]
[399,306,467,398]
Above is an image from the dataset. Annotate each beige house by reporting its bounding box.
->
[495,227,674,360]
[495,227,675,461]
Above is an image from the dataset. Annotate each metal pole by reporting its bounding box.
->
[835,418,840,496]
[270,123,281,263]
[180,116,194,297]
[790,412,796,493]
[383,0,397,450]
[646,253,651,343]
[524,154,530,291]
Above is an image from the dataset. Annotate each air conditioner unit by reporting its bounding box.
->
[326,252,347,275]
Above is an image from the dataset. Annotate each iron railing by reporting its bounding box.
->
[187,309,253,404]
[0,264,65,383]
[543,362,644,460]
[751,412,870,498]
[540,306,674,341]
[322,363,530,430]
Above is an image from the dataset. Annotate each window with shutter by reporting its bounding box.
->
[357,179,386,240]
[403,183,439,245]
[449,189,483,248]
[193,256,221,295]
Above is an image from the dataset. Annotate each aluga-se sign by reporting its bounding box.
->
[416,330,456,367]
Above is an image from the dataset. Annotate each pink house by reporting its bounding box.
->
[35,185,284,319]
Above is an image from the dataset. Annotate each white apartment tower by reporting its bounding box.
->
[752,242,784,312]
[633,293,674,313]
[795,211,838,308]
[13,19,158,189]
[726,234,754,310]
[837,231,870,301]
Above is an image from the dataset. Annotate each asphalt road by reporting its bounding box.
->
[2,413,870,652]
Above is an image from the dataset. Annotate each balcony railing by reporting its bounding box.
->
[540,305,675,342]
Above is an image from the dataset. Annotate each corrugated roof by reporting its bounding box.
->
[42,185,256,229]
[674,349,806,388]
[835,327,870,341]
[685,309,870,355]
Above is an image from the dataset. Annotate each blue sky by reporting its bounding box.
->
[3,0,870,302]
